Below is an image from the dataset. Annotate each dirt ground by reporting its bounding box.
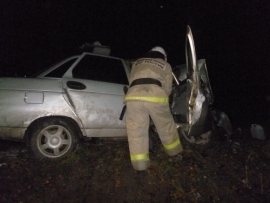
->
[0,124,270,203]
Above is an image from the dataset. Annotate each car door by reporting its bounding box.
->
[62,53,129,138]
[185,25,213,138]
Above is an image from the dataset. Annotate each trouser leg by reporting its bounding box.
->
[126,101,150,170]
[147,102,183,156]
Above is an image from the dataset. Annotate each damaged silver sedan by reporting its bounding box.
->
[0,26,231,159]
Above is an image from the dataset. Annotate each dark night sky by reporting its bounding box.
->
[0,1,269,125]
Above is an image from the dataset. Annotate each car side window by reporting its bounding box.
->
[72,55,128,85]
[44,58,77,78]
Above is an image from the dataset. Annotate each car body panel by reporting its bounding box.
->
[62,78,127,137]
[60,52,129,137]
[0,78,83,140]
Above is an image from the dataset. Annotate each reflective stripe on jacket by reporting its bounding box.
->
[125,57,173,103]
[124,96,168,103]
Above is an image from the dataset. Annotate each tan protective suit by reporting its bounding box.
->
[124,57,183,171]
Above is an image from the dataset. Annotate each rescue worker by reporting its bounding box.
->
[124,46,183,171]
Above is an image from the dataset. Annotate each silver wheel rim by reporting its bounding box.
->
[37,125,72,158]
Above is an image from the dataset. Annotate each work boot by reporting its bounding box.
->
[173,153,183,161]
[131,160,150,171]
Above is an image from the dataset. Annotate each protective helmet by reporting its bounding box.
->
[151,46,167,57]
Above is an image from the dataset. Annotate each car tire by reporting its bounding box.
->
[178,122,217,153]
[30,118,78,160]
[180,130,214,153]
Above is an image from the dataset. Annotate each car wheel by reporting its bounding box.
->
[178,123,216,152]
[30,118,78,160]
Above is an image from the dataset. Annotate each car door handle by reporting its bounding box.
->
[67,81,86,90]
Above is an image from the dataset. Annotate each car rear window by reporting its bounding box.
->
[45,58,77,78]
